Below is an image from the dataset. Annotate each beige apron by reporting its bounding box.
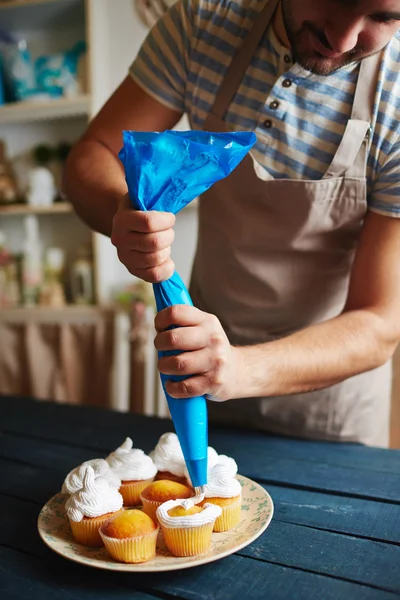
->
[189,0,391,447]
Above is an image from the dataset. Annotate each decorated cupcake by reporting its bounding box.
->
[106,437,157,506]
[200,462,242,532]
[65,466,123,547]
[149,433,187,484]
[157,498,221,557]
[100,509,159,563]
[62,458,121,495]
[184,451,236,487]
[140,479,193,522]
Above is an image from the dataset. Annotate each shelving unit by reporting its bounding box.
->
[0,95,91,125]
[0,202,73,216]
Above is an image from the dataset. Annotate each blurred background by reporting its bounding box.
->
[0,0,398,447]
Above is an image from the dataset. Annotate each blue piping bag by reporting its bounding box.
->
[119,130,256,488]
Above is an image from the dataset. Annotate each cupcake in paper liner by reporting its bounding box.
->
[106,437,157,506]
[100,509,159,563]
[199,462,242,532]
[140,479,193,522]
[62,458,121,495]
[157,497,222,557]
[65,466,124,547]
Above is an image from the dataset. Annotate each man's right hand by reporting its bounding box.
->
[111,194,176,283]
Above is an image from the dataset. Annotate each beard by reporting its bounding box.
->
[281,0,366,75]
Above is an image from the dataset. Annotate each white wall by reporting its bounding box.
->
[92,0,198,302]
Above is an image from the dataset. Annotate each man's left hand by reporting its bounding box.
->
[154,305,242,401]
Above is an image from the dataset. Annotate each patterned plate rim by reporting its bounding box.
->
[37,474,274,572]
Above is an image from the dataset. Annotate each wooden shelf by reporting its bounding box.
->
[0,0,84,31]
[0,95,90,125]
[0,202,73,216]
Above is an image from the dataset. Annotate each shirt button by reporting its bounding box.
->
[264,119,272,129]
[284,54,291,64]
[282,78,292,88]
[269,100,279,110]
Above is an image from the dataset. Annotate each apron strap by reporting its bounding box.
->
[211,0,279,120]
[324,51,382,180]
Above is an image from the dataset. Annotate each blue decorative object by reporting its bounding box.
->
[119,129,256,487]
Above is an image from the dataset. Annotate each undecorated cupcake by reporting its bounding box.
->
[200,462,242,532]
[157,498,221,557]
[62,458,121,495]
[65,466,123,547]
[140,479,193,522]
[149,433,187,484]
[100,509,159,563]
[106,437,157,506]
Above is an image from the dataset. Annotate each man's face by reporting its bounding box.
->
[282,0,400,74]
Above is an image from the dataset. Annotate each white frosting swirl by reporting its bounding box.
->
[149,432,186,476]
[65,466,123,522]
[185,450,237,485]
[106,437,157,481]
[62,459,121,495]
[156,498,222,529]
[204,462,242,499]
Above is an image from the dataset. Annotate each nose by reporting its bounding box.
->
[324,21,361,53]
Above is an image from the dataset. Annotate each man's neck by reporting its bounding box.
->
[273,1,291,48]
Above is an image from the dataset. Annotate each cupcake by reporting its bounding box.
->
[140,479,193,522]
[157,498,221,557]
[149,433,187,484]
[62,458,121,495]
[200,462,242,532]
[65,466,123,547]
[100,509,159,563]
[184,448,232,487]
[106,437,157,506]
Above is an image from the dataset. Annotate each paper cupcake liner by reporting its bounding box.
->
[213,497,242,532]
[69,511,123,547]
[161,523,214,557]
[100,526,159,563]
[140,497,162,523]
[120,478,155,506]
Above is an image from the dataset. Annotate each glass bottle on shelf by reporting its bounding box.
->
[70,244,94,305]
[39,247,66,307]
[22,215,43,306]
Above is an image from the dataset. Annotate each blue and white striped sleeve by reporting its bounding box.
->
[129,0,195,113]
[370,142,400,218]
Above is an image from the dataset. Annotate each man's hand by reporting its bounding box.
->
[111,194,176,282]
[154,305,243,401]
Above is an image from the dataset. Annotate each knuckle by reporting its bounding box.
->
[181,379,196,396]
[173,357,186,372]
[168,330,179,347]
[210,332,225,347]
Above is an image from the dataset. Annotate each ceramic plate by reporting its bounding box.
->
[37,475,273,572]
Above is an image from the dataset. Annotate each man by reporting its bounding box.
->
[64,0,400,447]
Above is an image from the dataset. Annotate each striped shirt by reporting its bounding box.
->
[130,0,400,218]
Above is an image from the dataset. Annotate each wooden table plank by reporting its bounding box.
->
[267,484,400,544]
[2,415,399,502]
[1,493,398,596]
[2,434,400,544]
[3,395,400,472]
[0,548,164,600]
[237,520,400,594]
[1,543,398,600]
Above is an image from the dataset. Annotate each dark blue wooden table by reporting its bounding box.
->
[1,395,399,600]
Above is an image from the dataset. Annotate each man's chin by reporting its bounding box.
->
[297,51,361,76]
